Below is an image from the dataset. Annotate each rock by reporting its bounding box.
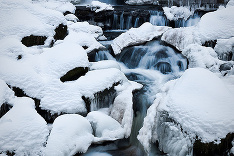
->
[219,63,233,71]
[60,67,89,82]
[21,35,47,47]
[54,24,68,40]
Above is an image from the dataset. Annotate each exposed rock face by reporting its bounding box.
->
[60,67,89,82]
[21,35,47,47]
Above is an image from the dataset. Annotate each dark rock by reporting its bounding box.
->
[202,40,217,48]
[193,133,234,156]
[54,24,68,40]
[10,86,27,97]
[60,67,89,82]
[17,55,22,60]
[21,35,47,47]
[0,103,12,118]
[219,63,233,72]
[63,11,72,16]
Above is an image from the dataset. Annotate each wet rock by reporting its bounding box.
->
[21,35,47,47]
[54,24,68,40]
[219,63,233,72]
[60,67,89,82]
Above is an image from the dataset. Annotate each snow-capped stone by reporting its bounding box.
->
[87,1,114,13]
[87,111,125,142]
[214,37,234,60]
[111,23,170,55]
[45,114,94,155]
[163,6,192,21]
[0,97,49,155]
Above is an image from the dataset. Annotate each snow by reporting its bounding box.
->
[87,111,125,142]
[139,68,234,155]
[182,44,223,72]
[0,97,49,155]
[0,0,66,39]
[0,80,14,107]
[87,1,114,13]
[198,6,234,42]
[45,114,94,155]
[68,22,103,38]
[90,60,121,71]
[65,14,79,22]
[161,26,201,51]
[214,37,234,59]
[231,140,234,154]
[110,81,143,137]
[111,23,171,55]
[125,0,156,5]
[163,6,192,21]
[227,0,234,7]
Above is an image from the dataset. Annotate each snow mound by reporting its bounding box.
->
[45,114,94,155]
[111,81,143,137]
[214,37,234,60]
[111,23,170,55]
[0,80,15,107]
[161,26,201,51]
[198,6,234,42]
[0,0,66,39]
[0,97,49,155]
[182,44,222,72]
[65,14,79,23]
[87,111,125,142]
[227,0,234,7]
[69,22,103,38]
[163,6,192,21]
[87,1,114,13]
[125,0,156,5]
[90,60,121,71]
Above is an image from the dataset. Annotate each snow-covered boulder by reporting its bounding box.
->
[0,97,49,155]
[87,111,125,142]
[68,22,103,38]
[161,26,201,51]
[214,37,234,61]
[111,23,170,55]
[45,114,94,155]
[163,6,192,21]
[138,68,234,155]
[87,1,114,13]
[182,44,223,72]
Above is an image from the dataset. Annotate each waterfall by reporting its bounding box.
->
[126,15,133,30]
[149,11,167,26]
[112,13,119,29]
[120,12,125,30]
[134,17,140,28]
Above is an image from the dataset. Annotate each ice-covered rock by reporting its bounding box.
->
[163,6,192,21]
[111,23,170,55]
[161,26,201,51]
[139,68,234,155]
[182,44,223,72]
[0,97,49,155]
[87,111,125,142]
[87,1,114,13]
[45,114,93,155]
[110,81,143,137]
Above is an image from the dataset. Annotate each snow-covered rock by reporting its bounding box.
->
[163,6,192,21]
[65,14,79,22]
[0,97,49,155]
[161,26,201,51]
[87,1,114,13]
[0,80,15,107]
[87,111,125,142]
[0,0,66,39]
[68,21,103,38]
[214,37,234,61]
[111,81,143,137]
[125,0,157,5]
[111,23,170,55]
[139,68,234,155]
[45,114,93,155]
[182,44,223,72]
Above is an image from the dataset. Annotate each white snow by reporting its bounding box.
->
[110,81,142,137]
[87,1,114,13]
[90,60,121,71]
[87,111,125,142]
[0,97,49,155]
[111,23,170,55]
[214,37,234,58]
[182,44,223,72]
[227,0,234,7]
[0,0,66,39]
[139,68,234,155]
[0,80,15,107]
[65,14,79,22]
[163,6,192,21]
[45,114,94,155]
[125,0,156,5]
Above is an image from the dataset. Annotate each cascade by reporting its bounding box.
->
[149,11,167,26]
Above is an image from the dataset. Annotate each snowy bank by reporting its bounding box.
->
[138,68,234,155]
